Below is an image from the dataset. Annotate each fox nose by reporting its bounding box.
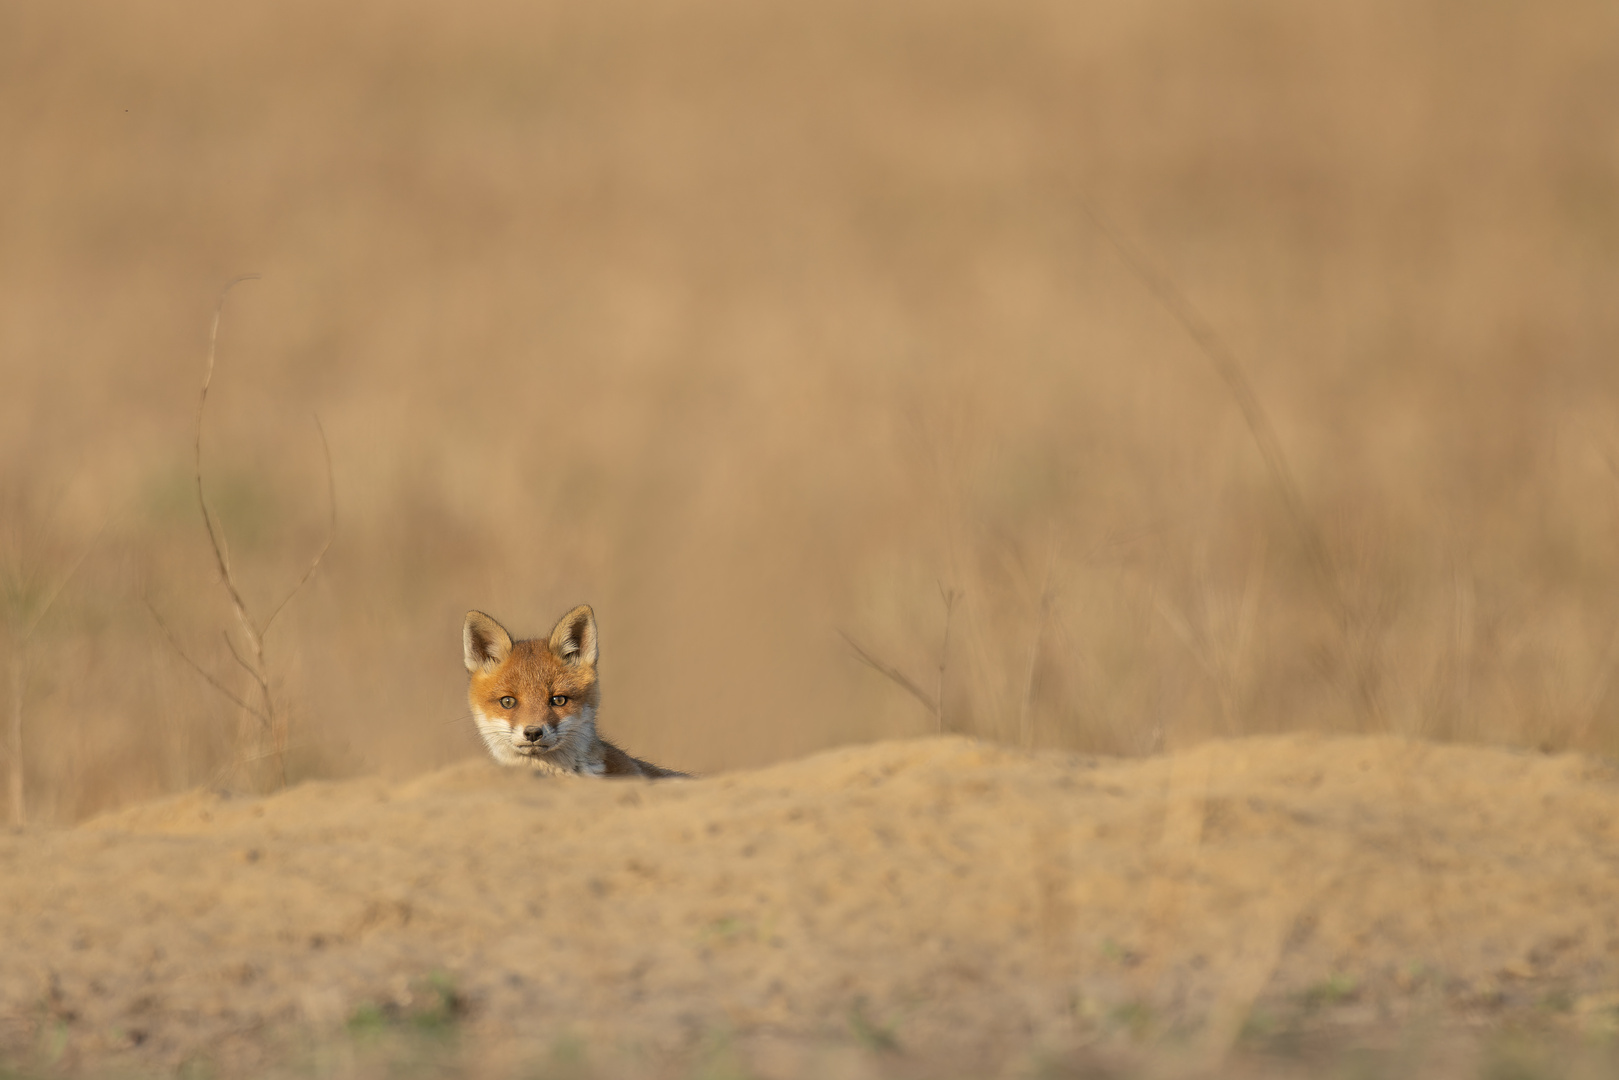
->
[522,725,545,742]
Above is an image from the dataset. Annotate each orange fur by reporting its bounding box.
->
[462,606,687,778]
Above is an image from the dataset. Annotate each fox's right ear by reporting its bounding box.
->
[463,611,514,674]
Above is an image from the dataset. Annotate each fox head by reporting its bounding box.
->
[463,606,603,767]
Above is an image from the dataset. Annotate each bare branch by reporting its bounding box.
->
[194,275,262,651]
[1078,197,1383,725]
[220,630,269,697]
[935,586,958,734]
[5,462,89,623]
[1077,200,1345,623]
[21,514,111,642]
[223,741,312,765]
[204,740,314,790]
[205,501,234,579]
[839,630,939,717]
[262,413,336,637]
[142,595,269,722]
[1018,543,1058,748]
[183,273,323,791]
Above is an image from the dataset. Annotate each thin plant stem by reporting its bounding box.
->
[155,274,335,791]
[936,586,958,734]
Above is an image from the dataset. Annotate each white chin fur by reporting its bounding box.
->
[474,705,598,772]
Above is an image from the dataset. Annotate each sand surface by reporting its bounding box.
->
[3,735,1619,1078]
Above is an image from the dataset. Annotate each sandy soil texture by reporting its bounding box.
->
[3,735,1618,1078]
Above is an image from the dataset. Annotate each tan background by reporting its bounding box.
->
[4,0,1619,822]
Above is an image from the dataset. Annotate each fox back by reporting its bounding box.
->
[462,605,686,778]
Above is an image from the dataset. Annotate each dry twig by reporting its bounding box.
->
[1017,543,1057,749]
[155,274,337,789]
[1078,197,1383,726]
[839,631,939,718]
[935,585,958,733]
[841,584,962,731]
[4,512,107,825]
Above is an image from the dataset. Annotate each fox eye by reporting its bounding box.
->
[549,694,568,707]
[498,695,517,709]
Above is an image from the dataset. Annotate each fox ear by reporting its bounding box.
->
[463,611,514,673]
[547,604,598,667]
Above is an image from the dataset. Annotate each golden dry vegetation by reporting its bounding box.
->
[4,1,1619,1074]
[5,0,1617,821]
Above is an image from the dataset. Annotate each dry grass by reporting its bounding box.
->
[3,0,1619,823]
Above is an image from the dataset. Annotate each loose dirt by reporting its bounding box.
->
[3,735,1618,1078]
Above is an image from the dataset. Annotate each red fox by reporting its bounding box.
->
[462,606,688,778]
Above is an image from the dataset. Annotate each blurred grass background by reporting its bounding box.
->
[3,0,1619,823]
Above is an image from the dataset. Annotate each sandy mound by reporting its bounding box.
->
[2,735,1618,1077]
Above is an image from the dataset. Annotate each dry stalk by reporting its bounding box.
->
[6,650,19,827]
[141,596,267,723]
[841,585,961,733]
[1078,197,1384,728]
[1017,542,1058,749]
[839,630,939,719]
[935,585,958,733]
[3,515,106,825]
[1150,542,1267,736]
[1579,449,1619,746]
[165,274,336,790]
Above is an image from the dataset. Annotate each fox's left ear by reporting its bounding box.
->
[548,604,598,667]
